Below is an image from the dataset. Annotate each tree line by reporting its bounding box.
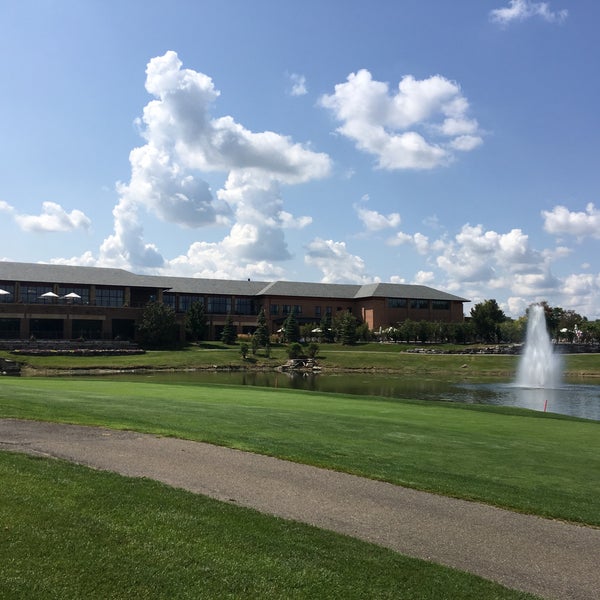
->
[136,298,600,349]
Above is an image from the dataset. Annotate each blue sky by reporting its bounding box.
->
[1,0,599,318]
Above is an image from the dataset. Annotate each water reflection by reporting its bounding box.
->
[112,371,600,421]
[457,382,600,421]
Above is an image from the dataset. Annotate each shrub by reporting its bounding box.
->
[307,342,319,358]
[287,342,304,359]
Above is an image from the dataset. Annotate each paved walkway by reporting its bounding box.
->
[1,418,598,600]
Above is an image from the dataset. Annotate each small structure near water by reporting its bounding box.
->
[278,358,321,372]
[0,357,21,376]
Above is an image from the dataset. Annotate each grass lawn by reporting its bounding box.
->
[1,378,598,526]
[0,452,538,600]
[3,344,599,378]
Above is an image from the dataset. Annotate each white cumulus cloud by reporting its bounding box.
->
[355,204,401,232]
[163,241,285,281]
[3,200,91,233]
[320,69,482,170]
[305,238,373,283]
[542,203,600,239]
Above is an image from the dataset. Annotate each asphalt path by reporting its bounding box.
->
[1,418,598,600]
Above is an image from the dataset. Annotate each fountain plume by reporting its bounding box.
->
[516,304,562,388]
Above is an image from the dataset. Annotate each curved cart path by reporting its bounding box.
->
[1,418,598,600]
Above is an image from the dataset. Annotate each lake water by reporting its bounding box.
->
[107,371,600,421]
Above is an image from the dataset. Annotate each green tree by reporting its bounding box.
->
[185,300,207,342]
[470,299,506,343]
[319,313,334,343]
[283,311,300,343]
[220,313,237,345]
[499,319,524,344]
[337,311,358,345]
[253,307,270,348]
[541,302,562,340]
[137,301,178,349]
[240,342,249,359]
[398,319,417,343]
[356,322,372,342]
[453,321,475,344]
[417,320,433,343]
[581,320,600,344]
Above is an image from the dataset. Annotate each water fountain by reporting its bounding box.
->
[516,304,562,389]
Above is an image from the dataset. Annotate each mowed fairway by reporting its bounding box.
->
[0,451,540,600]
[1,377,598,526]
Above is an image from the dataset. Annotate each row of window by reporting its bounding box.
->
[1,284,452,314]
[387,298,450,310]
[0,285,119,307]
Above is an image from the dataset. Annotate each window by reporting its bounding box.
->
[387,298,407,308]
[314,306,321,317]
[432,300,450,310]
[0,283,15,303]
[179,295,203,313]
[96,288,124,307]
[326,306,332,315]
[410,299,429,309]
[283,304,291,315]
[207,296,231,314]
[234,297,255,315]
[294,305,302,315]
[58,287,90,304]
[21,285,53,304]
[270,304,279,315]
[163,293,176,310]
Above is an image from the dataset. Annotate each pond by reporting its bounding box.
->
[105,371,600,421]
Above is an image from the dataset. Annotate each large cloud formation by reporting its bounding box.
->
[320,69,482,170]
[100,51,331,272]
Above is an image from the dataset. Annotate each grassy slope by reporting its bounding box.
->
[0,452,538,599]
[1,378,597,526]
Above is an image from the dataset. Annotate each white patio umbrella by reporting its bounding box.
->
[63,292,81,299]
[0,289,10,295]
[39,291,59,298]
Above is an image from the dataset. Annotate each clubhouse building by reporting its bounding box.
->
[0,261,467,342]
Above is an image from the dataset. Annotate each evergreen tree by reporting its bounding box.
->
[254,307,270,347]
[284,311,300,343]
[338,311,358,345]
[220,313,237,345]
[186,300,207,342]
[137,301,178,349]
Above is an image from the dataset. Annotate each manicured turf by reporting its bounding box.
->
[0,452,539,599]
[1,377,598,526]
[4,345,599,378]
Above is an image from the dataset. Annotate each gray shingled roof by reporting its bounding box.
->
[0,261,146,287]
[355,282,468,302]
[156,276,267,296]
[257,281,361,299]
[0,261,468,302]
